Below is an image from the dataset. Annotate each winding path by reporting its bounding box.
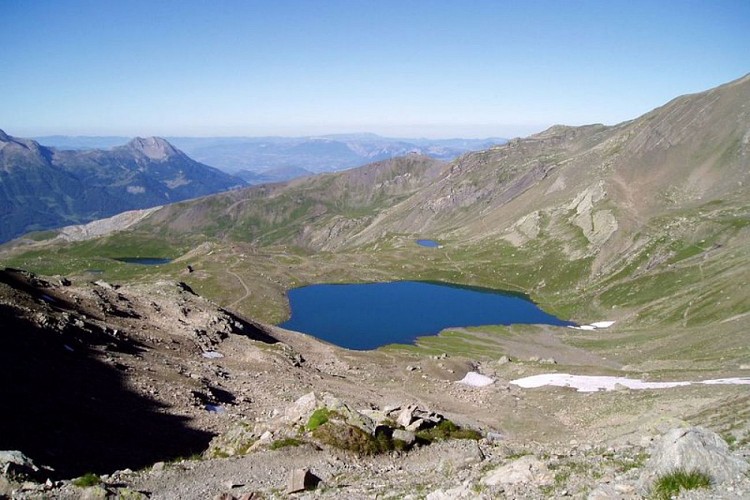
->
[227,269,252,309]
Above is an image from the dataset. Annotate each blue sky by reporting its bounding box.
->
[1,0,748,139]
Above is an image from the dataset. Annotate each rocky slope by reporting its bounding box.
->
[2,75,750,499]
[0,133,244,242]
[1,269,749,499]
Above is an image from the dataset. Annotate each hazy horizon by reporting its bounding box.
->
[2,1,748,139]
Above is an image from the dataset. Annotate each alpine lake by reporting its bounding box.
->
[280,280,574,350]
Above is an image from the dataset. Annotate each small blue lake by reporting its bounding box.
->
[416,239,441,248]
[279,281,574,350]
[115,257,173,266]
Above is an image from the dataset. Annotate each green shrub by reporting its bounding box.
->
[651,469,711,500]
[270,437,304,450]
[313,423,395,455]
[72,472,102,487]
[415,419,482,442]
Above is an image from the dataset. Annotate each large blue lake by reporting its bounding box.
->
[279,281,574,350]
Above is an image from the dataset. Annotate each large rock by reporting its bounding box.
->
[285,468,321,493]
[321,394,376,434]
[283,392,321,424]
[0,450,42,482]
[482,455,553,487]
[640,427,749,488]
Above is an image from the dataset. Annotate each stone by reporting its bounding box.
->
[482,455,553,486]
[497,355,511,365]
[0,450,38,472]
[392,429,416,446]
[397,405,416,427]
[284,392,320,423]
[639,427,749,489]
[405,418,426,432]
[151,461,166,472]
[286,468,320,493]
[426,484,485,499]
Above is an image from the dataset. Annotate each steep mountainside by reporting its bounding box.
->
[144,154,446,248]
[2,77,750,499]
[0,133,244,242]
[85,74,749,338]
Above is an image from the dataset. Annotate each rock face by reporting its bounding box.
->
[640,427,749,488]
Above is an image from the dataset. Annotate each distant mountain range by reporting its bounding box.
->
[34,133,508,175]
[0,132,243,242]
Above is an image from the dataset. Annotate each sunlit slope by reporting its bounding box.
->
[140,155,446,249]
[3,75,749,364]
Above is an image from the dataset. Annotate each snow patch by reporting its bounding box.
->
[510,373,750,393]
[457,371,494,387]
[569,320,615,330]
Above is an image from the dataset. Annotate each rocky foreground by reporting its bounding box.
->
[1,268,749,499]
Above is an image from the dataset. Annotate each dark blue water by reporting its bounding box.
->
[416,239,440,248]
[115,257,172,265]
[279,281,574,350]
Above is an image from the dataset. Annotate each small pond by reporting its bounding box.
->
[279,281,574,350]
[114,257,173,266]
[416,239,441,248]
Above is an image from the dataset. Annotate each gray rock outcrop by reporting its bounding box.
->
[639,427,749,489]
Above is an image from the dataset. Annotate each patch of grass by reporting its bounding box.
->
[72,472,102,487]
[415,419,482,442]
[209,449,230,459]
[306,408,333,431]
[651,469,711,500]
[270,437,304,450]
[312,423,392,455]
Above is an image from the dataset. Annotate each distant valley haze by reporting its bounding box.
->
[2,1,748,142]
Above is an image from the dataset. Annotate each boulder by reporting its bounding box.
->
[392,429,416,446]
[285,468,320,493]
[284,392,321,424]
[396,405,417,428]
[482,455,553,486]
[405,418,426,432]
[321,394,376,434]
[639,427,749,488]
[0,450,41,481]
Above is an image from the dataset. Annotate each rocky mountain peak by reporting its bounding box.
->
[127,136,180,161]
[0,129,10,142]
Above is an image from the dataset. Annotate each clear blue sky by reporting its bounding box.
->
[1,0,748,139]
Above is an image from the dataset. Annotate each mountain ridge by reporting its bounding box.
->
[0,133,244,242]
[33,133,508,177]
[2,74,750,498]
